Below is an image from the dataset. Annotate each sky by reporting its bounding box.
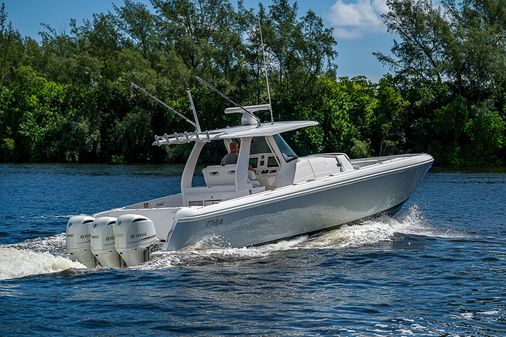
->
[2,0,394,81]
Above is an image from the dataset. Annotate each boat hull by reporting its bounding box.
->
[164,154,433,250]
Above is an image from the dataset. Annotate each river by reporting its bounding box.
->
[0,164,505,336]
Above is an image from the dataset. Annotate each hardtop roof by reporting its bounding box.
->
[153,120,318,146]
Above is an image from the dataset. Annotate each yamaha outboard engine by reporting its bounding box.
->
[90,217,122,268]
[113,214,157,267]
[66,215,97,268]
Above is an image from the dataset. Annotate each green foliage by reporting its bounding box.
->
[0,0,338,163]
[0,0,504,167]
[430,98,469,166]
[5,66,71,161]
[350,139,371,158]
[111,107,153,162]
[376,0,506,166]
[373,75,409,156]
[315,76,380,158]
[464,106,505,166]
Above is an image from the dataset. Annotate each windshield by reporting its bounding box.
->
[250,137,272,154]
[273,134,298,162]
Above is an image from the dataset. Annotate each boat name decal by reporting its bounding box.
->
[206,218,223,227]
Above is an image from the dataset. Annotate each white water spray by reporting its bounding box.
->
[0,247,85,280]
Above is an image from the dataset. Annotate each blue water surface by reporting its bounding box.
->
[0,164,505,336]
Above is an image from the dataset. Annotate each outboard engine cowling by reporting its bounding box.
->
[113,214,157,267]
[90,217,122,268]
[66,215,97,268]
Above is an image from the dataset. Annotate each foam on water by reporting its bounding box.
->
[0,233,86,280]
[13,233,68,254]
[138,235,308,270]
[0,247,85,280]
[301,205,469,250]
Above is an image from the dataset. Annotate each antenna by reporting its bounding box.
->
[258,16,274,124]
[130,82,200,131]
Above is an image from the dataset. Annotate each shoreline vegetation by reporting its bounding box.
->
[0,0,505,168]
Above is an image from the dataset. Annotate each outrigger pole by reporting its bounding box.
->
[130,82,201,132]
[195,76,261,127]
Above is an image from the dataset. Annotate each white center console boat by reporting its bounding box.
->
[66,85,433,268]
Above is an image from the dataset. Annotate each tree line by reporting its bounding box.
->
[0,0,504,166]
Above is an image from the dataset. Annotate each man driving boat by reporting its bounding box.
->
[220,141,239,165]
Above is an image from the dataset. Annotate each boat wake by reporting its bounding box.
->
[0,233,86,280]
[0,205,467,279]
[137,235,309,270]
[301,204,464,250]
[0,246,85,280]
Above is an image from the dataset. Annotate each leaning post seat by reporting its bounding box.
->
[202,165,237,187]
